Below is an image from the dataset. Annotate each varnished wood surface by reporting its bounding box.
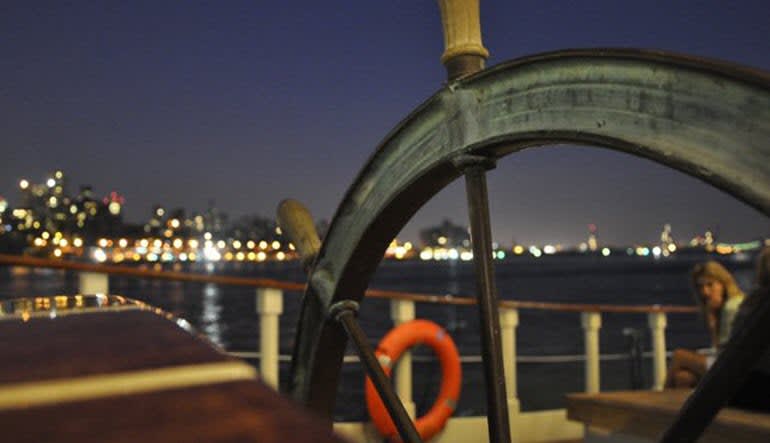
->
[0,309,228,384]
[567,390,770,442]
[0,380,347,443]
[0,295,347,442]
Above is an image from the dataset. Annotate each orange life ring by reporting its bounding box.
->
[365,319,461,442]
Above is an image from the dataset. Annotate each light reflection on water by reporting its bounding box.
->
[202,283,223,347]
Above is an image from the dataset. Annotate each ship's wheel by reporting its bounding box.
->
[279,2,770,442]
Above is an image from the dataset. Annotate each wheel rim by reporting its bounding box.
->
[289,48,770,418]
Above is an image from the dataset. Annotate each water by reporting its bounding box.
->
[0,253,758,420]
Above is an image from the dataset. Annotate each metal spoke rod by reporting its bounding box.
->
[460,156,512,443]
[329,301,423,443]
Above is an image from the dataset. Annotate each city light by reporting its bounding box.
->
[108,201,121,215]
[93,249,107,263]
[203,246,221,261]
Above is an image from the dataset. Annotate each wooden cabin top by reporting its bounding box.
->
[0,295,346,443]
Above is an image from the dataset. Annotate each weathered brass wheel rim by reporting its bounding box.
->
[289,49,770,417]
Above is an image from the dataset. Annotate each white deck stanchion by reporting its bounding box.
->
[390,298,416,418]
[648,312,668,391]
[500,308,520,413]
[257,288,283,390]
[501,307,521,442]
[581,312,602,394]
[78,272,109,295]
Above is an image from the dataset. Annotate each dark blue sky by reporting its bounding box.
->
[1,1,768,246]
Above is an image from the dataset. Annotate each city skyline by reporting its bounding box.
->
[1,169,762,249]
[2,1,769,246]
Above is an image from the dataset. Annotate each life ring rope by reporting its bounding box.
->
[365,319,462,441]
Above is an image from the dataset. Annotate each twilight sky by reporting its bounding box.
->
[1,1,768,246]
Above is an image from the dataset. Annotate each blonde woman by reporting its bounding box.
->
[665,261,746,388]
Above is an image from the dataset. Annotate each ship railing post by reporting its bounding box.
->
[257,287,283,390]
[500,307,520,442]
[581,312,602,393]
[390,298,416,418]
[79,272,109,295]
[648,311,668,391]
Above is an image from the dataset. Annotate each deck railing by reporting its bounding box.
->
[0,253,697,414]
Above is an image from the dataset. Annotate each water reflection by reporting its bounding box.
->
[202,283,224,347]
[445,260,466,332]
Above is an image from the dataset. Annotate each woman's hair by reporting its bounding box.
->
[757,247,770,289]
[690,260,745,315]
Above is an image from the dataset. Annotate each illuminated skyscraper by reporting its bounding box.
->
[587,224,598,251]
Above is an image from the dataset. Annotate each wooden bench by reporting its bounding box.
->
[567,390,770,442]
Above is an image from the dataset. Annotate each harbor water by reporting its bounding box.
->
[0,253,759,421]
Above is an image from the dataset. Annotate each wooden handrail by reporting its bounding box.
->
[0,254,697,314]
[0,254,305,292]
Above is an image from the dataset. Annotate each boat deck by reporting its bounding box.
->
[567,389,770,442]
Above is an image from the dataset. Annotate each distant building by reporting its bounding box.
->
[419,219,469,248]
[203,201,227,236]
